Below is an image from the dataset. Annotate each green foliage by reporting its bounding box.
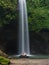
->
[0,56,10,65]
[0,0,49,31]
[27,0,49,31]
[0,0,17,9]
[0,0,17,26]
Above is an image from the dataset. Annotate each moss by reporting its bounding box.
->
[0,56,10,65]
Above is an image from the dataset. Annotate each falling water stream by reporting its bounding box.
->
[19,0,30,55]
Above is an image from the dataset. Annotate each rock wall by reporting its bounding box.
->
[30,28,49,54]
[0,21,19,55]
[0,22,49,55]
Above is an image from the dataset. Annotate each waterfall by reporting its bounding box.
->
[18,0,30,55]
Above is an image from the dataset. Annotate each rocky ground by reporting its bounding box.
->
[10,58,49,65]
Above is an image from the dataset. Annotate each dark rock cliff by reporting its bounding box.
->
[0,22,49,55]
[30,28,49,55]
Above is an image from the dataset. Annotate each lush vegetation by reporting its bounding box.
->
[0,0,49,31]
[0,56,10,65]
[0,0,17,26]
[27,0,49,31]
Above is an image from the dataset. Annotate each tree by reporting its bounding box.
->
[0,0,18,26]
[27,0,49,31]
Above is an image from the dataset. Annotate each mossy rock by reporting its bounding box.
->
[0,56,10,65]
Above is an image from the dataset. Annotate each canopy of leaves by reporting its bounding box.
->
[0,0,49,31]
[27,0,49,31]
[0,0,17,26]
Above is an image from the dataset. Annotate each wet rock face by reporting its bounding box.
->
[0,21,49,55]
[30,28,49,54]
[0,21,19,55]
